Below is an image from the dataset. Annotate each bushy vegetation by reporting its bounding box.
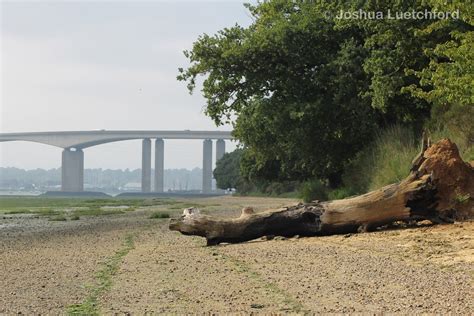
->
[342,126,419,193]
[214,149,244,190]
[297,127,419,200]
[299,180,328,203]
[216,124,473,200]
[149,211,170,219]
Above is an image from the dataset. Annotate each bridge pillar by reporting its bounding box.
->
[154,138,164,192]
[61,148,84,192]
[202,139,213,193]
[216,139,226,162]
[141,138,151,192]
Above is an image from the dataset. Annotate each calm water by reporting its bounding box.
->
[0,190,43,196]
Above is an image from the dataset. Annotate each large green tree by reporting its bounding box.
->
[179,1,377,186]
[178,0,471,187]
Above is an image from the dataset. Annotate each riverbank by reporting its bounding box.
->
[0,196,472,313]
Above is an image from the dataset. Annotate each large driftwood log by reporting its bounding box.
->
[169,139,473,245]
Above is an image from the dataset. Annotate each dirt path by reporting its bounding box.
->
[0,196,472,314]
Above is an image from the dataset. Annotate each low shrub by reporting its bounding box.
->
[149,212,170,219]
[299,179,328,203]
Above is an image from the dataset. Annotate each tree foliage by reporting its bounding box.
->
[404,0,474,143]
[178,0,472,186]
[179,1,376,186]
[213,149,243,190]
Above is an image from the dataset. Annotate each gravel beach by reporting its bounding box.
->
[0,196,472,314]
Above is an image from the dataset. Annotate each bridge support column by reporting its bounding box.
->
[154,138,164,192]
[202,139,213,193]
[216,139,226,162]
[61,148,84,192]
[142,138,151,192]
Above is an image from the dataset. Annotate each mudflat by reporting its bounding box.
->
[0,196,472,314]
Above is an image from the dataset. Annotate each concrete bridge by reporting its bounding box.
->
[0,130,234,193]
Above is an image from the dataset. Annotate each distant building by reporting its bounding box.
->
[121,182,142,191]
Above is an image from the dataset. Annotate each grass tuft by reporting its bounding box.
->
[454,193,470,204]
[149,211,170,219]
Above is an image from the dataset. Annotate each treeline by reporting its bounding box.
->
[0,167,203,192]
[180,0,473,199]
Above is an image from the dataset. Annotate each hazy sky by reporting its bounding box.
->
[0,0,252,170]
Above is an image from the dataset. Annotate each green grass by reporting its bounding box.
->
[149,211,170,219]
[327,187,356,200]
[453,193,470,204]
[0,197,217,216]
[140,198,181,207]
[0,196,159,219]
[67,234,135,315]
[36,208,64,216]
[3,207,72,220]
[342,125,419,194]
[298,125,462,200]
[0,196,220,225]
[0,197,179,213]
[0,197,222,221]
[71,208,124,217]
[4,209,32,214]
[341,125,473,195]
[1,206,124,220]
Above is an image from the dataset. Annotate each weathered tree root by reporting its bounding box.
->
[169,139,473,245]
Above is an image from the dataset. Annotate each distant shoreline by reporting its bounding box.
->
[0,191,228,198]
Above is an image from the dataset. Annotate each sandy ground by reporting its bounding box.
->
[0,196,473,314]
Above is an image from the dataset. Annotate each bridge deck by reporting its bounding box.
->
[0,130,234,148]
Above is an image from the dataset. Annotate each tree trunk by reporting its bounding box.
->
[169,139,473,245]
